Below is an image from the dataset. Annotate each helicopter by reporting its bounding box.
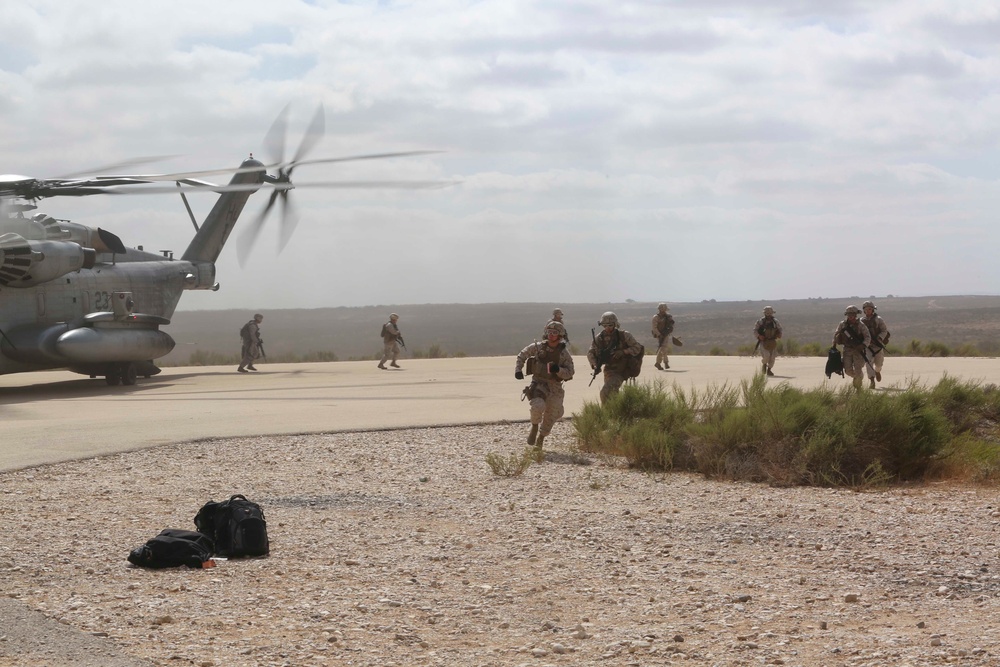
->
[0,106,438,386]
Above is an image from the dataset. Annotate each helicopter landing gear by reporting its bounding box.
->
[105,362,138,386]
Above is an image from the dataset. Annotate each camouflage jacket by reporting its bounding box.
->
[834,319,871,349]
[515,341,575,383]
[382,321,401,345]
[588,328,643,373]
[651,313,674,340]
[861,314,890,349]
[753,316,783,341]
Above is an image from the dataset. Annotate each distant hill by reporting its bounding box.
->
[162,295,1000,365]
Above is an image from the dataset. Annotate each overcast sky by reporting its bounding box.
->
[2,1,998,311]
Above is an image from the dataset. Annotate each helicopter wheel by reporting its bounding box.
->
[105,368,121,386]
[120,363,138,386]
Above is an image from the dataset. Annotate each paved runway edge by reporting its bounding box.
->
[3,355,999,472]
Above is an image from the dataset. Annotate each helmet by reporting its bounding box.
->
[544,321,566,338]
[390,313,399,320]
[862,300,876,311]
[552,308,563,319]
[599,311,619,328]
[763,306,775,315]
[657,302,668,312]
[844,305,860,316]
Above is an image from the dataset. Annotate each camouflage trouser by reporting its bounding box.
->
[241,341,260,366]
[381,341,399,365]
[526,380,566,436]
[600,369,627,404]
[866,348,885,379]
[655,341,670,366]
[760,340,778,370]
[842,346,868,388]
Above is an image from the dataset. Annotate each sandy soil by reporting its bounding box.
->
[2,423,999,667]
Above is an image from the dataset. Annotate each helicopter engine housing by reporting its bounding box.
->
[0,234,96,287]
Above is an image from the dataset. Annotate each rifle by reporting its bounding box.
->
[752,324,765,356]
[396,334,406,350]
[589,328,617,386]
[257,337,266,360]
[838,323,874,375]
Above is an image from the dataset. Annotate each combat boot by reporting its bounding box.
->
[766,368,775,377]
[237,366,248,373]
[655,363,663,370]
[869,378,876,389]
[527,424,539,446]
[875,371,882,382]
[390,362,400,368]
[535,434,545,451]
[377,363,386,370]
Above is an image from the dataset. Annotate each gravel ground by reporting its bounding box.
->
[2,422,999,667]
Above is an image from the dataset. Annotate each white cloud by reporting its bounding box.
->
[2,0,999,311]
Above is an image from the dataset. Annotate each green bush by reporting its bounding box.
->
[574,376,992,487]
[485,448,537,477]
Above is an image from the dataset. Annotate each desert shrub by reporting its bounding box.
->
[906,339,924,355]
[927,376,1000,431]
[574,377,973,487]
[953,343,983,357]
[929,433,1000,483]
[799,342,826,357]
[485,448,537,477]
[925,341,950,357]
[186,350,238,366]
[574,382,695,469]
[709,346,729,356]
[978,340,1000,356]
[780,338,801,356]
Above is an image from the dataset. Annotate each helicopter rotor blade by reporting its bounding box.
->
[277,192,300,253]
[236,189,280,267]
[56,156,178,179]
[292,150,442,169]
[263,103,290,167]
[289,104,325,168]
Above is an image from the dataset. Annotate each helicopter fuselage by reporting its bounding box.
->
[0,246,216,378]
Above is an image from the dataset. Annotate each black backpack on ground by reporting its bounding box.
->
[194,494,270,558]
[127,529,215,569]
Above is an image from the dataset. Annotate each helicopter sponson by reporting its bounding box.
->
[1,292,174,367]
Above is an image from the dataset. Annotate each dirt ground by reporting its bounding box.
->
[2,423,999,667]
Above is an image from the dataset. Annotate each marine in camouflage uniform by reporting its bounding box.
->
[514,321,575,449]
[588,311,643,404]
[861,300,890,388]
[550,308,569,343]
[238,313,263,373]
[753,306,783,377]
[833,305,872,390]
[378,313,402,370]
[651,303,674,370]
